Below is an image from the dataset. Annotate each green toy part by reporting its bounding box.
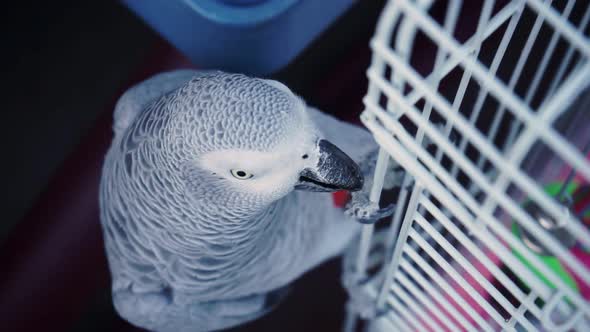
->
[510,182,580,293]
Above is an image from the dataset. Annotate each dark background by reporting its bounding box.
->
[2,1,582,331]
[0,1,388,242]
[0,1,386,331]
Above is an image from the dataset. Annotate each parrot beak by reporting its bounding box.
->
[295,139,364,192]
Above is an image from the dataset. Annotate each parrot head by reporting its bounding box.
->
[127,72,363,215]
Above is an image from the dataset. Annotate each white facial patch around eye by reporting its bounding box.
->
[199,149,301,181]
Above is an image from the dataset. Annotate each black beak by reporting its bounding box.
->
[295,139,364,192]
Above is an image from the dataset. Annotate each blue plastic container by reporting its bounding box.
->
[123,0,355,75]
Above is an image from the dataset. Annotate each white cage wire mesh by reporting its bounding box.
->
[343,0,590,331]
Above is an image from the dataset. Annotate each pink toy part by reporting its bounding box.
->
[555,150,590,185]
[566,247,590,301]
[422,247,502,331]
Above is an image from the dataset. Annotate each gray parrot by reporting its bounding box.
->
[99,70,398,332]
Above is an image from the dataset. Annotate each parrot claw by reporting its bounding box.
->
[345,192,395,224]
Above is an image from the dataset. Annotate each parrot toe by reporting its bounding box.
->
[345,192,396,224]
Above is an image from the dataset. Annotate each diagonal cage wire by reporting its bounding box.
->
[344,0,590,331]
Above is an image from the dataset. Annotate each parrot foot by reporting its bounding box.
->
[342,274,386,320]
[345,192,395,224]
[191,295,266,319]
[189,285,291,319]
[112,285,176,330]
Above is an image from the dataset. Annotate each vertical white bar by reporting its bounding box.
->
[447,0,494,178]
[408,228,513,330]
[405,246,496,331]
[386,292,432,332]
[413,213,539,332]
[384,0,590,184]
[384,174,412,255]
[471,2,525,169]
[521,0,576,107]
[400,258,479,331]
[395,271,462,331]
[376,183,424,309]
[391,281,445,332]
[386,1,528,114]
[366,51,590,249]
[544,7,590,100]
[355,148,390,280]
[343,302,358,332]
[525,0,590,56]
[363,115,589,315]
[419,196,543,319]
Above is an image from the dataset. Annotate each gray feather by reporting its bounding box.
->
[99,70,388,331]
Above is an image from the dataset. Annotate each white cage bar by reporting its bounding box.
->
[344,0,590,331]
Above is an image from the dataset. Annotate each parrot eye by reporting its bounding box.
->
[230,169,254,180]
